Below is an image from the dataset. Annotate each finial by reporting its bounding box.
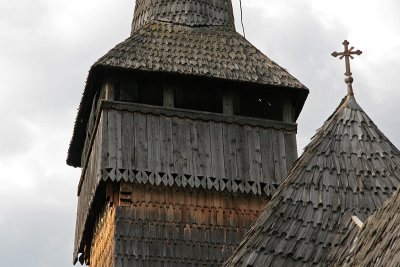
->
[332,40,362,96]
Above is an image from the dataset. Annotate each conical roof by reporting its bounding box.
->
[225,94,400,266]
[335,182,400,266]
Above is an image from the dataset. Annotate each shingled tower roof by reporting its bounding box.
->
[224,92,400,266]
[67,0,308,167]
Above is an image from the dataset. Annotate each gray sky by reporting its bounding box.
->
[0,0,399,266]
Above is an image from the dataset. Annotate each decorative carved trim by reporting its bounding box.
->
[102,168,279,196]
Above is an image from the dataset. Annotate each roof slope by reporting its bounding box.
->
[336,184,400,266]
[97,22,305,89]
[67,21,308,167]
[224,94,400,266]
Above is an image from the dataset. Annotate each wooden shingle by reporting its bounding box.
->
[335,180,400,266]
[225,94,400,266]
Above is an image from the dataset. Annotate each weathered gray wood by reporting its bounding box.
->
[275,131,287,183]
[210,122,225,178]
[160,116,173,174]
[163,84,174,108]
[247,126,262,183]
[197,121,212,177]
[189,119,201,177]
[282,97,294,123]
[121,111,133,171]
[134,113,148,170]
[101,101,297,131]
[104,80,115,100]
[223,124,237,181]
[115,111,123,169]
[101,111,109,169]
[223,91,234,115]
[184,119,194,174]
[107,109,117,170]
[147,115,161,172]
[235,124,250,182]
[260,128,275,183]
[285,133,298,171]
[171,118,185,174]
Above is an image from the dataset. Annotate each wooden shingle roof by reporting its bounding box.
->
[66,20,308,167]
[97,22,305,90]
[224,94,400,266]
[336,184,400,266]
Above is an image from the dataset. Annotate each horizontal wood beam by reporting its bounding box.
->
[100,100,298,131]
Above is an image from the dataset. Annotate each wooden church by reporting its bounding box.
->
[67,0,309,266]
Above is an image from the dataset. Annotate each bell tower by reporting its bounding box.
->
[67,0,308,265]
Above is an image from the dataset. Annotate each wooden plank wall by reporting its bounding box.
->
[101,105,298,196]
[74,113,104,262]
[113,185,267,267]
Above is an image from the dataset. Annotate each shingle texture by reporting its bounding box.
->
[97,22,305,89]
[224,94,400,266]
[67,20,308,167]
[131,0,235,32]
[336,185,400,266]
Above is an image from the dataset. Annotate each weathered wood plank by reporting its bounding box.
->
[134,113,148,171]
[107,109,117,170]
[171,117,186,174]
[222,123,237,181]
[273,131,288,183]
[235,124,250,181]
[260,128,275,183]
[190,119,201,176]
[160,116,173,174]
[210,122,225,179]
[147,114,161,172]
[197,121,212,178]
[102,101,297,131]
[121,111,134,171]
[285,132,298,172]
[223,91,233,115]
[184,119,194,175]
[271,130,283,183]
[115,110,123,169]
[247,126,262,183]
[279,131,288,179]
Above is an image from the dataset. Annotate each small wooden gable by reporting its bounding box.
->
[224,94,400,266]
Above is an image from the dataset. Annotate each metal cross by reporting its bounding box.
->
[332,40,362,95]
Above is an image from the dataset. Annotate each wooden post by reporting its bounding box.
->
[223,91,234,115]
[105,79,116,100]
[163,84,174,108]
[282,97,294,123]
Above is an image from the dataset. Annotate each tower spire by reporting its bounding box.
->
[131,0,235,34]
[332,40,362,96]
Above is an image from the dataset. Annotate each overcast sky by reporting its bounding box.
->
[0,0,399,266]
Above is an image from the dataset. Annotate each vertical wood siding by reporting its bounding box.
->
[74,102,299,263]
[74,113,104,261]
[101,106,297,195]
